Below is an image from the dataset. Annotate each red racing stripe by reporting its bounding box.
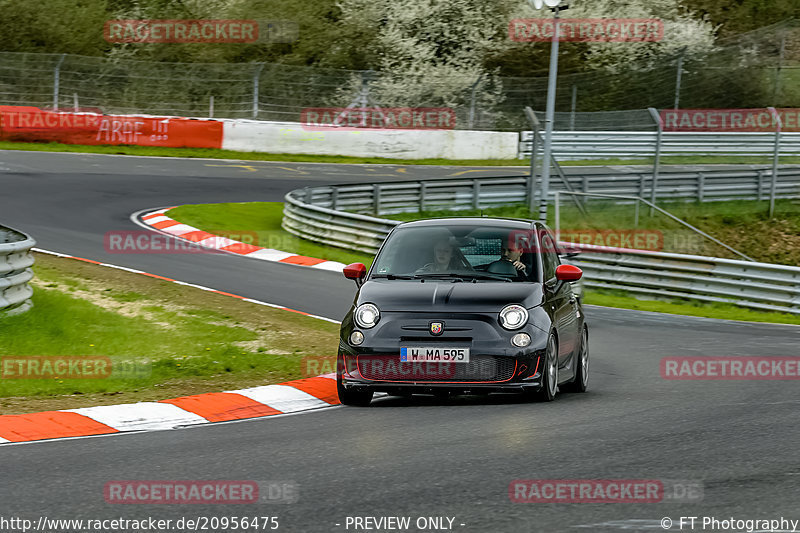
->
[221,243,263,255]
[211,290,245,299]
[151,220,182,230]
[72,257,102,265]
[279,255,327,266]
[0,411,118,442]
[160,392,281,422]
[285,376,339,405]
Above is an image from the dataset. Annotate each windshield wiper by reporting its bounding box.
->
[457,273,514,282]
[371,274,419,280]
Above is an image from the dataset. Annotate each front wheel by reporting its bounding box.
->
[563,326,588,393]
[532,333,558,402]
[336,357,373,406]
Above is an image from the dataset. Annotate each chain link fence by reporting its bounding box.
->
[0,20,798,130]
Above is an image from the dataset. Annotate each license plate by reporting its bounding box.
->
[400,347,470,363]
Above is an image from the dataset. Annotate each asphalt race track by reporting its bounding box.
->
[1,150,799,533]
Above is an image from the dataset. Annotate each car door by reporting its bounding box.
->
[540,230,579,377]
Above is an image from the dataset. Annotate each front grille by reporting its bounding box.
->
[356,354,516,382]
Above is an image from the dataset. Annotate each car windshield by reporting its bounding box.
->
[370,224,540,282]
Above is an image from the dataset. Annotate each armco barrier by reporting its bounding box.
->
[519,131,800,160]
[283,182,800,315]
[0,225,36,316]
[0,106,223,149]
[284,168,800,222]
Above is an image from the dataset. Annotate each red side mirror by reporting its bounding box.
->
[555,264,582,281]
[343,263,367,281]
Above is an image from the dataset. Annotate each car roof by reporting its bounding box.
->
[395,217,540,230]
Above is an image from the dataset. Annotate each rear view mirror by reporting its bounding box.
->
[343,263,367,284]
[555,264,582,282]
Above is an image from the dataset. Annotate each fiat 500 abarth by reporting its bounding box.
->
[337,218,589,406]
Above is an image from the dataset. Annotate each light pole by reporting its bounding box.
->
[529,0,567,223]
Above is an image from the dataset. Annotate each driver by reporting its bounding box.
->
[486,244,528,276]
[418,239,462,273]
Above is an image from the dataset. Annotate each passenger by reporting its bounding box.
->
[418,239,461,273]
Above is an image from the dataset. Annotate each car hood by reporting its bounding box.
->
[357,280,544,312]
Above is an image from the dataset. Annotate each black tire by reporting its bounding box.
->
[533,333,558,402]
[563,325,589,393]
[337,357,373,406]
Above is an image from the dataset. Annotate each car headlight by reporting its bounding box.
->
[499,304,528,330]
[354,303,380,329]
[511,333,531,347]
[350,331,364,345]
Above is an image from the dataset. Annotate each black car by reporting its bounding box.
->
[337,217,588,406]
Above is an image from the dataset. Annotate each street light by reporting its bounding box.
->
[528,0,567,223]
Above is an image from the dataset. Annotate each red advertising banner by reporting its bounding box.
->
[660,108,800,132]
[0,106,223,148]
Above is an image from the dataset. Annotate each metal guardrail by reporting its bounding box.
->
[519,131,800,160]
[567,244,800,315]
[285,168,800,223]
[0,225,35,315]
[283,180,800,315]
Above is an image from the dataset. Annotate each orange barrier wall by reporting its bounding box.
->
[0,106,223,149]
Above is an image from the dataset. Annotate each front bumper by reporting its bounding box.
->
[338,350,547,395]
[338,309,551,395]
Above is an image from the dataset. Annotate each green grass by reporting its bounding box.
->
[3,139,800,167]
[168,200,800,326]
[0,253,339,413]
[585,289,800,326]
[168,202,374,266]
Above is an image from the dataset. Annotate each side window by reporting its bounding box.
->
[540,232,561,281]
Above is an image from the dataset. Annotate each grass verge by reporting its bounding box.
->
[0,252,340,415]
[167,201,800,326]
[584,289,800,326]
[3,140,800,167]
[168,202,374,267]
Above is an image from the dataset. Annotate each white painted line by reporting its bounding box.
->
[198,236,237,248]
[142,215,171,224]
[232,385,329,413]
[243,248,295,261]
[0,436,10,444]
[65,402,208,431]
[34,246,342,324]
[161,224,199,236]
[311,261,346,272]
